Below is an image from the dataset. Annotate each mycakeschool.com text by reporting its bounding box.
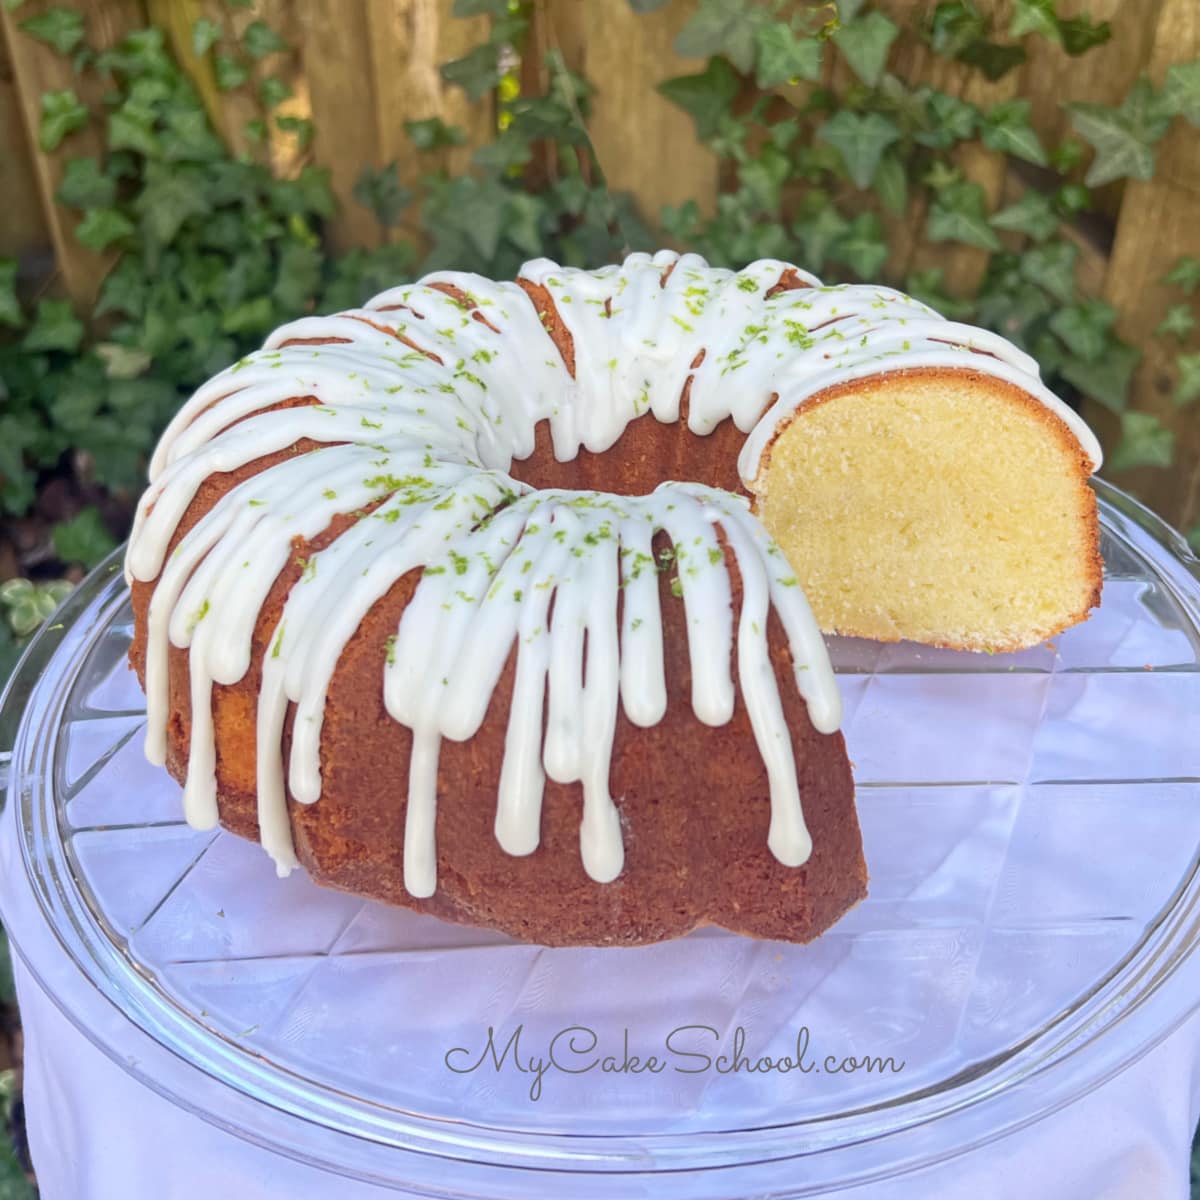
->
[443,1024,906,1101]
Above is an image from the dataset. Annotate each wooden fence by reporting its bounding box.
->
[1,0,1198,524]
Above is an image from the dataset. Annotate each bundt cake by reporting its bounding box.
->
[124,250,1103,946]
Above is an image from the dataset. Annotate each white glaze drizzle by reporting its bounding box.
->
[126,251,1100,895]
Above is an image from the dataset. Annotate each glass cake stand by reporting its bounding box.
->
[3,479,1200,1197]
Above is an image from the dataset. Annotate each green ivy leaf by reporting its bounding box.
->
[461,184,508,261]
[754,22,821,88]
[1058,15,1112,56]
[405,117,467,151]
[214,53,249,91]
[53,507,117,568]
[928,1,987,58]
[1067,78,1172,187]
[56,156,116,209]
[990,190,1059,241]
[108,105,162,157]
[792,201,849,271]
[273,240,322,312]
[0,417,35,518]
[1008,0,1057,40]
[658,58,740,140]
[0,578,47,637]
[221,295,274,335]
[135,162,214,253]
[1164,256,1200,294]
[1163,61,1200,126]
[259,76,292,109]
[1050,136,1086,173]
[1059,340,1139,411]
[836,0,866,20]
[1175,352,1200,406]
[980,98,1047,165]
[275,113,314,150]
[0,258,21,328]
[270,165,335,218]
[472,131,533,173]
[872,150,908,214]
[95,257,146,319]
[22,299,84,353]
[452,0,510,14]
[440,43,502,101]
[832,11,898,87]
[38,89,88,151]
[927,180,1001,251]
[161,107,225,163]
[961,40,1026,81]
[816,110,901,189]
[1020,238,1077,303]
[905,268,975,319]
[674,0,764,74]
[1108,410,1173,472]
[20,6,85,54]
[1055,182,1092,214]
[1048,298,1116,361]
[98,27,174,78]
[922,159,963,190]
[1066,103,1154,186]
[834,212,889,278]
[242,19,286,60]
[503,192,545,257]
[1156,304,1197,340]
[75,206,136,250]
[353,163,412,228]
[930,7,1027,78]
[915,91,979,148]
[739,144,790,211]
[192,16,221,56]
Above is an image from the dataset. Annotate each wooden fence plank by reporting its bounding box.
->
[1024,0,1163,219]
[150,0,301,171]
[1097,0,1200,530]
[297,0,380,251]
[875,0,1020,295]
[366,0,491,187]
[0,18,49,262]
[1025,0,1161,161]
[0,0,146,307]
[541,0,719,231]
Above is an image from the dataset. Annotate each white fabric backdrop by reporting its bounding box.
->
[15,951,1200,1200]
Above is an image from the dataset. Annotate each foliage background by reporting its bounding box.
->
[0,0,1198,1193]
